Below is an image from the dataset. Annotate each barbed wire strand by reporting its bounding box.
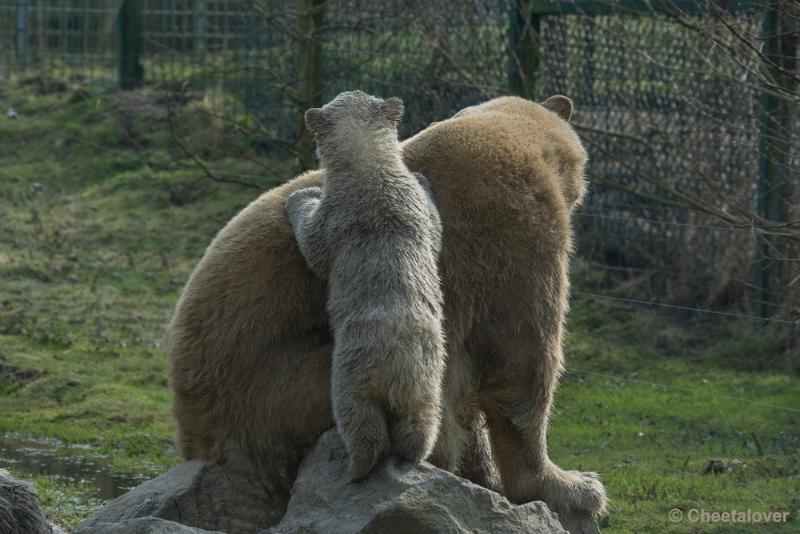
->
[573,291,798,326]
[578,211,800,241]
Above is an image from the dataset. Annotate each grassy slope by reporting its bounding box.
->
[0,76,797,532]
[0,75,259,529]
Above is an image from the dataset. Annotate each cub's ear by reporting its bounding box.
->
[543,95,573,122]
[304,108,328,135]
[381,97,405,123]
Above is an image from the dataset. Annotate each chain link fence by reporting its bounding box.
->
[0,0,797,329]
[0,0,118,82]
[531,3,798,324]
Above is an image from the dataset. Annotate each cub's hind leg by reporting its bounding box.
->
[333,367,391,481]
[388,338,444,465]
[389,395,441,465]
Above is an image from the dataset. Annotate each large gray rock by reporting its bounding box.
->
[0,469,53,534]
[74,460,286,534]
[265,429,569,534]
[74,431,600,534]
[76,516,221,533]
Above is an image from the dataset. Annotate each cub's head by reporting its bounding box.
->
[304,91,404,167]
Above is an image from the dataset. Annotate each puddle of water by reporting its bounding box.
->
[0,434,149,500]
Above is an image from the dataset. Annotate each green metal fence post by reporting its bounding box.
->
[16,0,29,70]
[118,0,144,89]
[754,0,795,318]
[508,0,541,99]
[195,0,208,52]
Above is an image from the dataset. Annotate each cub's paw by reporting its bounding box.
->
[286,186,322,207]
[390,417,438,465]
[285,187,322,221]
[348,444,389,482]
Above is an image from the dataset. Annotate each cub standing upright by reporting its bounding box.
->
[285,91,445,481]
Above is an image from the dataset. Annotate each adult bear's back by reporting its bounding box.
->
[403,96,587,337]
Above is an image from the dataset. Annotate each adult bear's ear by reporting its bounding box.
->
[304,108,328,136]
[543,95,573,122]
[381,97,404,124]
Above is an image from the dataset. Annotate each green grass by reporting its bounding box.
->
[5,467,105,531]
[0,71,797,532]
[0,71,263,526]
[554,302,799,532]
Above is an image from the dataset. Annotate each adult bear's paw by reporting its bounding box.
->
[561,469,607,516]
[536,463,607,518]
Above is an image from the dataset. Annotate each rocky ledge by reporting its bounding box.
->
[73,429,596,533]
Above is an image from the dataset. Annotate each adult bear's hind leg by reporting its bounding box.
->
[455,410,502,493]
[480,335,607,524]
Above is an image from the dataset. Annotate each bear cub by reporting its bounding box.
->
[285,91,446,481]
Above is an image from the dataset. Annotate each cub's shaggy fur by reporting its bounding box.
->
[168,95,607,527]
[285,92,445,480]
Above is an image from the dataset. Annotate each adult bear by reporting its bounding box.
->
[168,95,606,528]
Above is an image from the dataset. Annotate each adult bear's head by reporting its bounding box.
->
[403,95,588,212]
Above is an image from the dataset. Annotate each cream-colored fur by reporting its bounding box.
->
[286,92,446,481]
[168,95,606,527]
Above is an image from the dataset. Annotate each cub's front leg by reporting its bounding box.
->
[285,187,330,278]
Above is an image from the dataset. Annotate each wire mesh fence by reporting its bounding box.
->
[0,0,118,82]
[532,2,798,325]
[540,9,769,303]
[0,0,797,331]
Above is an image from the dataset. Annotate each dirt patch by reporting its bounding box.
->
[114,88,177,123]
[0,364,42,382]
[0,354,43,386]
[17,74,71,95]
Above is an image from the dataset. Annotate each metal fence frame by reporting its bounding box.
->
[0,0,796,321]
